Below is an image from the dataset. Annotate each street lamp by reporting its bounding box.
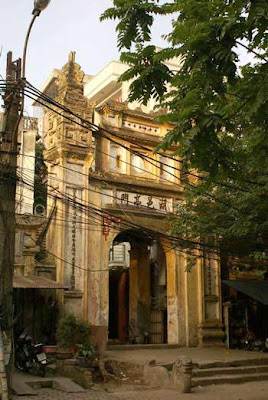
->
[33,0,51,15]
[22,0,51,78]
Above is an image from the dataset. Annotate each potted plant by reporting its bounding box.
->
[56,314,91,359]
[76,344,99,368]
[42,344,58,354]
[75,318,92,347]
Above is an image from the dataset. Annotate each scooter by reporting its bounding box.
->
[241,331,268,352]
[240,330,256,350]
[15,331,47,376]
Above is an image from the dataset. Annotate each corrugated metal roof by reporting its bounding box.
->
[13,275,66,289]
[223,280,268,305]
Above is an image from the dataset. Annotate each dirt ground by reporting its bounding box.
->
[12,347,268,399]
[110,381,268,400]
[12,381,268,400]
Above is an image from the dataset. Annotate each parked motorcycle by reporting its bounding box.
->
[15,331,47,376]
[240,330,256,350]
[241,330,268,352]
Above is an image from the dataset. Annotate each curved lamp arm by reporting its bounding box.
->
[22,0,51,78]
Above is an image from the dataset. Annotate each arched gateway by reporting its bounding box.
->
[41,53,223,353]
[108,231,168,345]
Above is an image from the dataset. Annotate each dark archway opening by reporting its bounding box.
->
[108,230,167,344]
[109,269,129,341]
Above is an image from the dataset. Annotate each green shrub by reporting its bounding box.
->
[56,314,91,349]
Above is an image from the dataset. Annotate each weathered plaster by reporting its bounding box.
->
[41,54,223,351]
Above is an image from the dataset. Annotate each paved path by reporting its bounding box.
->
[13,388,109,400]
[12,372,86,396]
[12,381,268,400]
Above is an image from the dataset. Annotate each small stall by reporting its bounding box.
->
[13,275,66,344]
[223,280,268,348]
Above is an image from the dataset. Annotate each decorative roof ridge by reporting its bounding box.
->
[96,100,169,121]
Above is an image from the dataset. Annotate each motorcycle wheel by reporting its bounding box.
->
[15,358,29,372]
[15,351,30,372]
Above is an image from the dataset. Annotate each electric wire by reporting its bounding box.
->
[1,81,267,258]
[20,88,268,224]
[1,80,263,190]
[15,169,263,263]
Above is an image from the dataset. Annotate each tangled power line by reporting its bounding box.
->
[1,78,267,274]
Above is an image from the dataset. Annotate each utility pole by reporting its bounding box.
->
[0,3,50,397]
[0,52,22,397]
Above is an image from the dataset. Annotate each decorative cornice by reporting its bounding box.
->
[44,143,94,162]
[96,100,169,122]
[101,124,162,146]
[103,205,168,219]
[16,214,47,229]
[88,171,183,197]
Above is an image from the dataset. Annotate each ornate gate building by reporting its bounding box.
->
[37,53,223,352]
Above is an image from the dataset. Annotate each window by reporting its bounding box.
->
[116,154,122,169]
[109,242,131,268]
[131,154,145,173]
[159,155,175,182]
[109,244,126,263]
[110,145,125,172]
[131,152,151,175]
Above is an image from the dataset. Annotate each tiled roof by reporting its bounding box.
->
[13,275,66,289]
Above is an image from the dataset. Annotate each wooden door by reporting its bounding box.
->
[150,309,163,344]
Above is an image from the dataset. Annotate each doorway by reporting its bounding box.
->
[108,269,129,342]
[108,231,167,344]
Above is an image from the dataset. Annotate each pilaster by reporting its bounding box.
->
[43,52,95,319]
[198,253,223,346]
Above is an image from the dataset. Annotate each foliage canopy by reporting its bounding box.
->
[102,1,268,270]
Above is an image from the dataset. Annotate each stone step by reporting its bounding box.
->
[192,372,268,387]
[12,380,38,396]
[160,357,268,372]
[195,357,268,369]
[193,364,268,377]
[107,344,179,351]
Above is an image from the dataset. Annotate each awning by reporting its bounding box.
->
[13,275,67,289]
[223,280,268,305]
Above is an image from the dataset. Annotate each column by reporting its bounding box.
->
[165,245,179,344]
[95,135,109,173]
[87,230,110,355]
[198,253,223,346]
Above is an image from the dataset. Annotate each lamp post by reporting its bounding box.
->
[0,2,50,397]
[20,0,50,132]
[22,0,51,78]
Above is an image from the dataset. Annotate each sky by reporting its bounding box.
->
[0,1,253,115]
[0,0,172,114]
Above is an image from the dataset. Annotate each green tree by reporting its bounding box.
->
[101,1,268,269]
